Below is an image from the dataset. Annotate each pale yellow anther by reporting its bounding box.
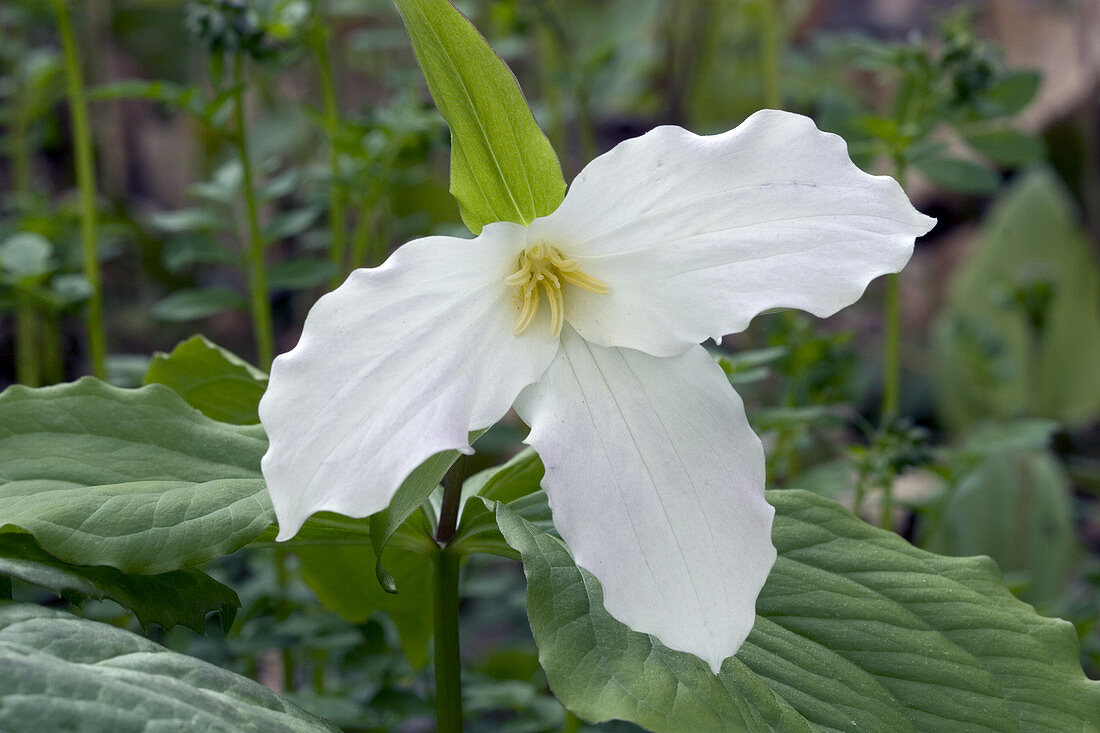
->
[507,243,607,337]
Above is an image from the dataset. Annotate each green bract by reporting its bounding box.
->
[498,489,1100,732]
[392,0,566,233]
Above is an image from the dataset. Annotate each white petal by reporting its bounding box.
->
[527,110,936,356]
[514,329,776,672]
[260,223,558,540]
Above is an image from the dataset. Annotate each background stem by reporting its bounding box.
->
[880,157,908,422]
[231,54,275,370]
[308,13,348,287]
[14,287,40,387]
[53,0,106,379]
[760,0,782,109]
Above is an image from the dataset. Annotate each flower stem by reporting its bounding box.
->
[231,53,275,370]
[432,548,463,732]
[307,12,348,288]
[433,459,466,732]
[53,0,106,379]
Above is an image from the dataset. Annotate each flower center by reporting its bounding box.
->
[505,242,608,338]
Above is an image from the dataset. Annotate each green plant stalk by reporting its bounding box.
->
[308,17,348,287]
[14,286,41,387]
[760,0,782,109]
[10,96,31,205]
[880,157,908,422]
[231,54,275,369]
[53,0,106,379]
[881,273,901,421]
[432,460,466,732]
[432,548,463,733]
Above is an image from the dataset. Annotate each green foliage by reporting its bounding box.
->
[922,421,1077,605]
[152,286,248,321]
[0,533,238,634]
[0,378,272,573]
[498,490,1100,732]
[297,543,435,670]
[392,0,566,233]
[144,335,267,425]
[934,170,1100,429]
[0,602,338,731]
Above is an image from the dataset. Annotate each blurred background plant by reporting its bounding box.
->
[2,0,1098,729]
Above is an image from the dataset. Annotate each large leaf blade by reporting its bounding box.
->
[0,602,337,732]
[0,534,238,634]
[497,489,1099,732]
[0,378,272,573]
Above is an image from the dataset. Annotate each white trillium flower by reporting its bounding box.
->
[259,110,935,673]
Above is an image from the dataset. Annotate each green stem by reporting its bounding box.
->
[760,0,782,109]
[881,158,907,422]
[14,286,40,387]
[53,0,105,379]
[432,549,463,732]
[432,461,466,732]
[231,54,275,369]
[308,14,348,287]
[881,272,901,421]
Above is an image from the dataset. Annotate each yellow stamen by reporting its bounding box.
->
[507,242,607,337]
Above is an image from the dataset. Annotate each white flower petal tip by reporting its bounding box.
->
[259,222,559,541]
[530,109,935,357]
[516,331,777,673]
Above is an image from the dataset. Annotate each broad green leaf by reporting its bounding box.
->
[144,335,267,425]
[0,533,238,634]
[933,170,1100,429]
[966,128,1045,167]
[0,378,272,573]
[268,257,339,291]
[152,287,246,321]
[297,542,434,669]
[914,155,1000,194]
[923,448,1077,604]
[0,602,338,731]
[498,490,1099,732]
[392,0,566,233]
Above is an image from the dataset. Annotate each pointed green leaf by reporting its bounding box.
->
[934,170,1100,428]
[144,335,268,425]
[0,534,238,634]
[924,448,1077,604]
[498,490,1099,732]
[0,603,337,731]
[392,0,566,233]
[0,378,272,573]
